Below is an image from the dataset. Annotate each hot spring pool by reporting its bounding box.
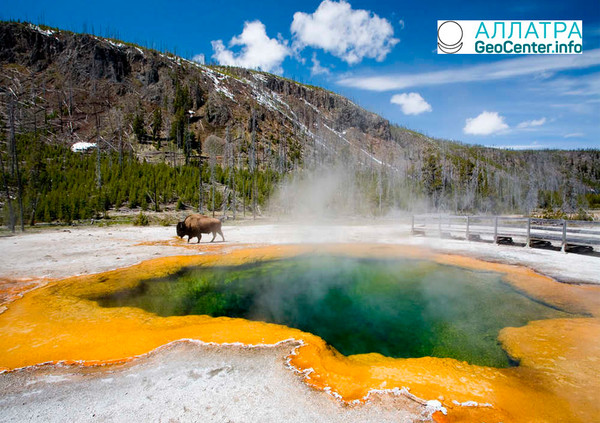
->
[96,255,572,367]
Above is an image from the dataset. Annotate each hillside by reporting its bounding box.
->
[0,21,599,226]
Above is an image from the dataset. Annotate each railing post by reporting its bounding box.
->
[466,216,470,241]
[561,219,567,253]
[526,217,531,247]
[494,216,498,244]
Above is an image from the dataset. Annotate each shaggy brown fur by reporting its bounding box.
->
[176,214,225,243]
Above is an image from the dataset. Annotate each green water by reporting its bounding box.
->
[95,256,572,367]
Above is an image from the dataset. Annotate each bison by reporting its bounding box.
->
[176,214,225,243]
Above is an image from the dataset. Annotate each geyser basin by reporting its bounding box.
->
[96,255,571,367]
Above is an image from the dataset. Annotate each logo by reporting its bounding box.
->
[437,21,582,54]
[438,21,463,54]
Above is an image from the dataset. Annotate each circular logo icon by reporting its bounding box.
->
[438,21,463,54]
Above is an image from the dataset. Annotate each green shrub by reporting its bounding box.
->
[158,215,177,226]
[133,211,149,226]
[574,208,594,221]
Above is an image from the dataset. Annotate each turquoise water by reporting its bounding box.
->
[95,255,572,367]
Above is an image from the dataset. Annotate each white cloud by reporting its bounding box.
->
[493,142,547,150]
[338,48,600,91]
[564,132,585,138]
[517,117,546,129]
[547,72,600,97]
[211,20,290,74]
[464,111,509,135]
[310,52,330,76]
[192,54,205,64]
[390,92,432,115]
[398,19,405,30]
[291,0,398,65]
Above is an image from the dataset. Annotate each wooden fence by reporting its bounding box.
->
[411,215,600,253]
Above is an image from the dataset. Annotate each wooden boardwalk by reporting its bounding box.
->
[411,215,600,253]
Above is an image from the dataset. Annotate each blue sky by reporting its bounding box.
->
[3,0,599,149]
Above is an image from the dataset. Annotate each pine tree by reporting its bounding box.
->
[132,110,146,142]
[151,107,162,148]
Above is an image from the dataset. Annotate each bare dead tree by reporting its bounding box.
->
[198,155,204,213]
[250,108,257,220]
[8,98,24,231]
[96,112,102,189]
[223,125,232,219]
[118,110,123,169]
[210,150,215,218]
[0,145,14,232]
[151,166,159,212]
[232,125,243,220]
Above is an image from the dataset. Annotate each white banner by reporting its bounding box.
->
[437,20,583,54]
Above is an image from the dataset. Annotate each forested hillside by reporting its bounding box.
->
[0,21,598,228]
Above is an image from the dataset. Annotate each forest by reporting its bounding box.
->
[2,122,598,230]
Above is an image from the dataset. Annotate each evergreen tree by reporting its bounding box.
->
[151,107,162,147]
[132,110,146,142]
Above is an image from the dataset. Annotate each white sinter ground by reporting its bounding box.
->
[0,220,598,284]
[0,220,598,423]
[0,341,429,423]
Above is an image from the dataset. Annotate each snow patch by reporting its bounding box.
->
[303,99,321,114]
[252,73,268,83]
[253,90,281,113]
[180,57,205,69]
[321,123,399,168]
[203,68,236,101]
[28,24,55,37]
[71,142,97,152]
[323,124,352,146]
[106,40,126,49]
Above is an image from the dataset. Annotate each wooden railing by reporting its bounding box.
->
[411,215,600,253]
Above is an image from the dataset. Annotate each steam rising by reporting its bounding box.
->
[268,164,428,219]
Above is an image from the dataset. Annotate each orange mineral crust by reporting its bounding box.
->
[1,244,599,423]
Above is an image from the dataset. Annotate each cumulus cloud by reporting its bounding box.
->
[211,20,290,74]
[192,54,205,64]
[310,53,330,75]
[390,92,432,115]
[464,111,509,135]
[517,117,546,129]
[291,0,398,65]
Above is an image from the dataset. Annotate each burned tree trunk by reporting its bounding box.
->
[8,98,24,232]
[250,109,257,220]
[0,149,14,232]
